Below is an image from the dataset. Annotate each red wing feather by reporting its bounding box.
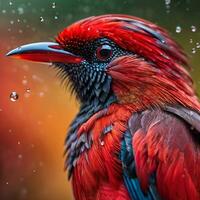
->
[130,109,200,200]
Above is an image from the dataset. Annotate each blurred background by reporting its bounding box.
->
[0,0,200,199]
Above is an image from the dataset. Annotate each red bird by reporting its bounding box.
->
[7,14,200,200]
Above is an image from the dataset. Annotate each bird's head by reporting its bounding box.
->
[7,14,198,109]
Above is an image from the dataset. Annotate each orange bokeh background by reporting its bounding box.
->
[0,28,77,199]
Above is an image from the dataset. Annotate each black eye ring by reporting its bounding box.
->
[96,44,112,61]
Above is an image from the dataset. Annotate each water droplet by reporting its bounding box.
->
[38,92,44,97]
[192,48,196,54]
[100,140,104,146]
[6,182,9,185]
[196,42,200,49]
[190,39,193,43]
[18,154,23,159]
[54,16,58,20]
[32,27,36,32]
[9,1,13,6]
[18,141,21,145]
[176,26,181,33]
[40,16,44,22]
[22,79,28,85]
[10,92,19,102]
[52,2,56,8]
[17,7,24,15]
[19,29,23,34]
[24,86,31,98]
[10,20,14,25]
[165,0,171,13]
[165,0,171,5]
[26,88,31,93]
[2,10,6,14]
[191,25,196,32]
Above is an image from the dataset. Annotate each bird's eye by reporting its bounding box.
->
[96,44,112,61]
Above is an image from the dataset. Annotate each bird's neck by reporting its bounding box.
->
[65,94,117,178]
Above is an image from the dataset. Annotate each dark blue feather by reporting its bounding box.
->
[120,129,161,200]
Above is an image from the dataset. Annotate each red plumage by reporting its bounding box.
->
[56,15,200,200]
[7,14,200,200]
[72,104,133,200]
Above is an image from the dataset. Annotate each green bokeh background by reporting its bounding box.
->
[0,0,200,200]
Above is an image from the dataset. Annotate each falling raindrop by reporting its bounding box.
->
[176,26,181,33]
[40,16,44,22]
[19,29,23,34]
[39,161,44,167]
[24,88,31,98]
[26,88,31,93]
[22,79,28,85]
[17,7,24,15]
[165,0,171,5]
[192,48,196,54]
[164,0,171,13]
[39,92,44,97]
[52,2,56,8]
[32,27,36,32]
[10,92,19,102]
[191,25,196,32]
